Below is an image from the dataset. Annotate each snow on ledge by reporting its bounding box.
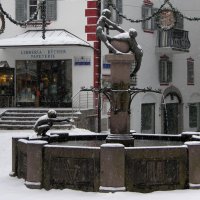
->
[100,143,125,148]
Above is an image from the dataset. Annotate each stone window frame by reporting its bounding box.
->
[141,0,157,33]
[159,55,172,85]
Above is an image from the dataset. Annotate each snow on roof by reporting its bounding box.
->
[0,29,92,48]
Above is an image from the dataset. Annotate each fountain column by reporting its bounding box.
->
[25,140,48,189]
[105,54,135,147]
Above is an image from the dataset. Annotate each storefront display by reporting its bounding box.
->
[0,65,14,96]
[16,60,72,107]
[0,64,14,107]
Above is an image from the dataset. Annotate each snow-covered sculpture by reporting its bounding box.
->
[34,109,71,136]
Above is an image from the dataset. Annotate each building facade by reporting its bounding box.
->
[0,0,200,134]
[0,0,95,108]
[100,0,200,134]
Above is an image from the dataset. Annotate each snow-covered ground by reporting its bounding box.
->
[1,129,200,200]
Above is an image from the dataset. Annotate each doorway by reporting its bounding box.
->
[161,86,183,134]
[164,103,179,134]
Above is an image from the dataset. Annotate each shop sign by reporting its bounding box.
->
[20,48,67,59]
[74,56,91,66]
[103,63,111,69]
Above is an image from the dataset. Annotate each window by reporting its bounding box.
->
[189,103,200,130]
[142,1,157,32]
[175,12,184,30]
[16,60,72,107]
[159,55,172,84]
[141,103,155,133]
[16,0,57,22]
[29,0,39,20]
[103,0,123,24]
[187,58,194,85]
[0,63,14,96]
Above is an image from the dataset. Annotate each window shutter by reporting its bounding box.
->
[152,8,158,30]
[46,0,57,21]
[141,5,146,30]
[103,0,109,9]
[16,0,27,21]
[159,60,163,83]
[167,61,172,82]
[116,0,122,24]
[175,13,184,30]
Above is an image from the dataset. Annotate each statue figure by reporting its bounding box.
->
[96,9,125,54]
[96,9,143,76]
[34,109,71,136]
[111,28,143,77]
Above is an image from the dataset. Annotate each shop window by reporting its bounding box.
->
[141,103,155,133]
[187,57,194,85]
[16,60,72,107]
[159,55,172,85]
[103,0,123,24]
[16,60,37,106]
[0,62,14,96]
[189,103,200,129]
[141,1,157,32]
[16,0,57,22]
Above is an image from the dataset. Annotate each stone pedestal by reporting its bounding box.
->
[99,143,125,192]
[105,54,135,146]
[9,137,29,177]
[185,141,200,188]
[25,140,48,189]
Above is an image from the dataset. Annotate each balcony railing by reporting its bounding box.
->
[156,29,191,53]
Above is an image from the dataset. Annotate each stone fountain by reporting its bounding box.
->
[9,8,200,193]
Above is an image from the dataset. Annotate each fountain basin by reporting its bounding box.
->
[10,132,200,192]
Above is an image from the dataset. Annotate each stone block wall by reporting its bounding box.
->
[43,145,100,191]
[11,135,200,192]
[125,146,188,192]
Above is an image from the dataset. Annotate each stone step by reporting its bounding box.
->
[1,116,78,121]
[2,112,75,118]
[0,108,80,130]
[0,124,73,130]
[0,119,74,125]
[4,108,74,113]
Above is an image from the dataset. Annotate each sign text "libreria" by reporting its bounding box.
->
[20,49,67,59]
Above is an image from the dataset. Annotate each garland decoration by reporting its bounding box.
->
[102,0,200,31]
[41,0,47,40]
[0,2,41,26]
[0,1,46,38]
[0,12,5,34]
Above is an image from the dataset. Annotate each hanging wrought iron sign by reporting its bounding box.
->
[0,12,5,34]
[156,9,177,31]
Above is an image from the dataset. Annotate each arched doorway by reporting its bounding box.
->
[161,86,183,134]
